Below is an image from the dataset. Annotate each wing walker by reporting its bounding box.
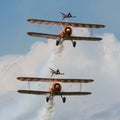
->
[60,12,76,21]
[49,68,64,77]
[17,13,105,103]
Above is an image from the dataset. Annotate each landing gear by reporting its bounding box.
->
[71,39,76,47]
[73,41,76,47]
[60,94,66,103]
[56,40,60,46]
[62,97,66,103]
[46,97,49,102]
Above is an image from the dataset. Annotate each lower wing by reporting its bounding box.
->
[61,92,92,95]
[18,90,50,95]
[71,36,102,41]
[28,32,102,41]
[27,32,59,39]
[18,90,91,96]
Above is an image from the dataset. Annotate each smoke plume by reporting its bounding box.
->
[39,99,54,120]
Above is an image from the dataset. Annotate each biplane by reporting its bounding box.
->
[27,19,105,47]
[60,12,76,21]
[49,68,64,77]
[17,77,94,103]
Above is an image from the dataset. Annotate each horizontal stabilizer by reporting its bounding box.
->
[17,77,94,83]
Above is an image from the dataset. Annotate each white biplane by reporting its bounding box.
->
[17,77,94,103]
[27,19,105,47]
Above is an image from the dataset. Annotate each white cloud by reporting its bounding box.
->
[0,41,55,120]
[0,41,55,95]
[0,28,120,120]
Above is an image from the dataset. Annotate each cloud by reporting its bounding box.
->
[0,41,55,94]
[52,32,120,120]
[0,27,120,120]
[37,99,54,120]
[87,102,120,120]
[0,40,55,120]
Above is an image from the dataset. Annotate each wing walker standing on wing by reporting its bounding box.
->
[17,13,105,103]
[49,68,64,77]
[60,12,76,21]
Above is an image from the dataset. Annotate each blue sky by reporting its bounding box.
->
[0,0,120,55]
[0,1,120,120]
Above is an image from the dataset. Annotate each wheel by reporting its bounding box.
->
[73,41,76,47]
[56,40,60,46]
[62,97,66,103]
[46,97,49,102]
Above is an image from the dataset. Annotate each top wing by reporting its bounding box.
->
[27,19,105,28]
[17,77,94,83]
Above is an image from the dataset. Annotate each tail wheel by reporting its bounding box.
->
[73,41,76,47]
[62,97,66,103]
[56,40,60,46]
[46,97,49,102]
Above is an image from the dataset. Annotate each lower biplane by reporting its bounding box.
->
[27,19,105,47]
[17,77,94,103]
[60,12,76,21]
[49,68,64,77]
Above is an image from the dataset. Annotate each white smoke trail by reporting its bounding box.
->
[32,43,65,120]
[49,42,64,69]
[40,99,54,120]
[35,43,64,120]
[55,42,64,55]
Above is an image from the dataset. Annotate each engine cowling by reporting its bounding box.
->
[60,27,72,38]
[54,83,62,92]
[64,27,72,36]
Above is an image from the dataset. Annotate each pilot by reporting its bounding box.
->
[68,13,72,17]
[56,69,60,74]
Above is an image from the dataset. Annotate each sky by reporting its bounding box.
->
[0,0,120,120]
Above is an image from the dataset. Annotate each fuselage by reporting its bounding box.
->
[59,27,72,39]
[50,83,62,95]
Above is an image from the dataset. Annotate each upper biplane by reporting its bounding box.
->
[27,19,105,47]
[49,68,64,77]
[17,77,94,103]
[60,12,76,21]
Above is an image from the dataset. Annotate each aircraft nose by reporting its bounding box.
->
[66,28,71,32]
